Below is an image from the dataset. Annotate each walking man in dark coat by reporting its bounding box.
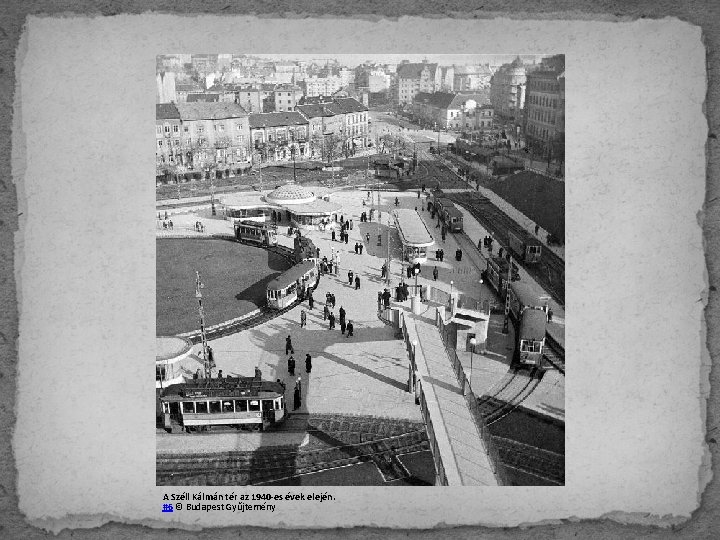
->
[348,270,354,285]
[293,383,301,410]
[308,290,314,309]
[354,275,360,290]
[285,335,293,355]
[300,310,307,328]
[339,306,346,325]
[323,304,329,321]
[344,233,349,245]
[288,355,295,376]
[433,266,439,281]
[346,321,354,337]
[328,312,336,330]
[340,319,346,335]
[305,354,312,374]
[332,229,336,241]
[359,244,363,255]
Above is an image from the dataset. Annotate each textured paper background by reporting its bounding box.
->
[2,8,715,539]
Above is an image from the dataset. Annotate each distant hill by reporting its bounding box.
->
[488,171,565,240]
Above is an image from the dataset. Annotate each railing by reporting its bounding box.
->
[437,314,509,485]
[418,388,447,486]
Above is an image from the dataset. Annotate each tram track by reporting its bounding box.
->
[157,414,429,485]
[477,368,542,427]
[491,436,564,485]
[444,191,565,306]
[543,333,565,374]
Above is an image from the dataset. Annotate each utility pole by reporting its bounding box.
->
[502,256,512,335]
[196,271,214,378]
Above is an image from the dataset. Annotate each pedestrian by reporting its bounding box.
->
[332,229,336,242]
[378,291,383,311]
[366,232,370,243]
[346,321,354,337]
[331,293,336,308]
[169,220,173,230]
[350,219,353,230]
[162,221,167,230]
[308,290,314,309]
[217,369,223,378]
[340,215,344,224]
[323,304,329,321]
[340,318,346,335]
[422,184,426,192]
[339,306,346,324]
[359,244,363,255]
[328,260,334,274]
[344,233,349,245]
[535,224,539,235]
[328,312,336,330]
[348,270,354,285]
[300,309,306,328]
[305,354,312,374]
[417,190,421,199]
[433,266,438,281]
[355,275,360,290]
[478,238,483,250]
[381,263,386,278]
[288,355,295,376]
[285,335,294,355]
[354,242,358,254]
[164,211,168,220]
[293,384,301,410]
[383,289,391,308]
[395,197,399,207]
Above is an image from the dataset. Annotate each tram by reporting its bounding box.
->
[392,209,435,264]
[266,260,319,309]
[517,308,547,366]
[235,220,278,247]
[507,229,542,264]
[508,281,548,322]
[159,375,286,432]
[483,256,520,296]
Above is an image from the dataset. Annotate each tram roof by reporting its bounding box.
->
[393,209,435,247]
[161,377,284,400]
[510,281,544,306]
[520,309,547,339]
[443,206,463,218]
[267,260,316,290]
[508,228,542,247]
[487,256,510,271]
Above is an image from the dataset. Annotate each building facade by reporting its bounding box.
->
[523,55,565,160]
[249,111,310,163]
[412,92,490,131]
[155,102,252,180]
[396,62,441,106]
[304,76,344,98]
[489,56,527,122]
[273,84,303,112]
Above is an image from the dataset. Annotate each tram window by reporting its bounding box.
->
[287,283,296,294]
[222,401,234,413]
[261,400,273,412]
[520,340,529,352]
[182,402,195,414]
[274,398,281,410]
[209,401,222,413]
[195,401,208,414]
[249,400,260,412]
[156,365,166,381]
[234,399,248,412]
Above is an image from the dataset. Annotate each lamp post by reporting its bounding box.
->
[414,265,420,295]
[469,337,477,395]
[290,142,297,183]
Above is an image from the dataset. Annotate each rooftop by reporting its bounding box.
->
[265,183,316,204]
[249,111,309,128]
[175,102,248,121]
[156,103,180,120]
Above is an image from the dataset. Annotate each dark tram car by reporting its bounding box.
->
[507,229,542,264]
[517,308,547,367]
[483,256,520,296]
[508,281,548,323]
[267,260,319,310]
[159,375,286,433]
[234,220,278,247]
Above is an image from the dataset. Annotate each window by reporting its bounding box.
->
[197,126,204,133]
[236,123,243,130]
[209,401,222,413]
[222,401,234,413]
[218,124,225,132]
[183,125,189,133]
[261,400,273,412]
[157,140,163,148]
[156,125,162,136]
[234,399,248,412]
[195,401,208,414]
[156,365,166,381]
[173,125,179,133]
[174,139,180,146]
[164,125,170,134]
[249,400,260,412]
[182,402,195,414]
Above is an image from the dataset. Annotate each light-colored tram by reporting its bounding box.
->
[266,260,319,309]
[393,209,435,264]
[508,281,548,322]
[517,308,547,366]
[434,197,464,233]
[507,229,542,264]
[234,220,278,247]
[159,376,286,432]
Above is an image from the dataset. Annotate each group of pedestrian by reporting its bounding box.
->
[161,220,174,230]
[395,281,411,302]
[194,221,205,233]
[381,262,388,279]
[346,270,361,290]
[435,248,445,261]
[481,235,494,251]
[324,292,336,310]
[360,211,370,222]
[320,256,334,275]
[354,242,364,255]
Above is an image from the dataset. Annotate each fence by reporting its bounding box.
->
[437,313,509,485]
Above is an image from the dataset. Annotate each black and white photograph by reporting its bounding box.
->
[155,53,566,486]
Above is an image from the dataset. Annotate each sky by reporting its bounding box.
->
[248,54,550,67]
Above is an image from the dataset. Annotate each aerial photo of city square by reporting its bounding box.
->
[155,53,565,486]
